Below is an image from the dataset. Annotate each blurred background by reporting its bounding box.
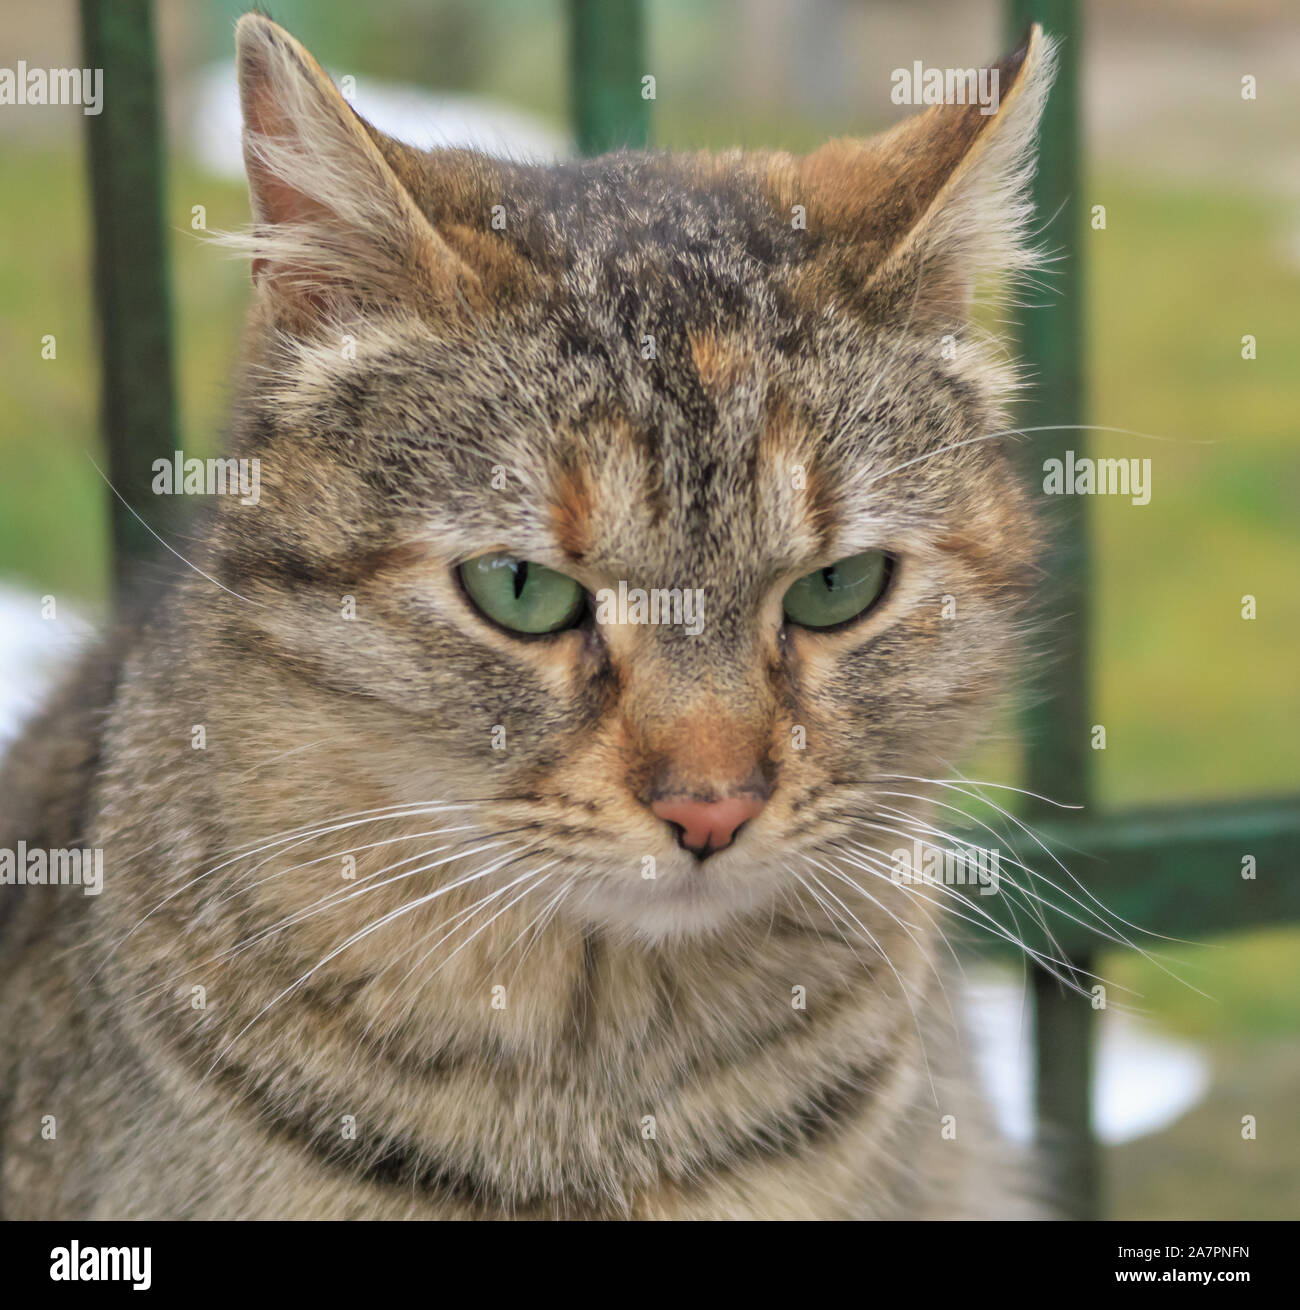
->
[0,0,1296,1217]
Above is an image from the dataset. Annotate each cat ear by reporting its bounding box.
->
[797,25,1056,326]
[233,14,478,329]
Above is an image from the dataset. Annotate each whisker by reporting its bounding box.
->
[369,850,555,1005]
[803,849,961,1038]
[417,865,561,986]
[504,876,579,985]
[206,823,487,911]
[199,853,551,1082]
[864,786,1209,995]
[857,810,1125,978]
[123,836,536,1010]
[869,799,1060,947]
[887,771,1203,948]
[792,864,938,1104]
[870,787,1155,954]
[831,833,1108,995]
[93,801,487,976]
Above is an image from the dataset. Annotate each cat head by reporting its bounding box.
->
[207,15,1054,942]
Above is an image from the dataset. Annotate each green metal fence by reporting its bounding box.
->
[80,0,1300,1219]
[80,0,178,607]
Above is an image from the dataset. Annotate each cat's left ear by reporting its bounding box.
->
[233,14,480,331]
[795,25,1057,327]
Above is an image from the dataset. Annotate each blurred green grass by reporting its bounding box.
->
[0,147,251,607]
[0,144,1296,1042]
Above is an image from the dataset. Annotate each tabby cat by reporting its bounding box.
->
[0,15,1056,1218]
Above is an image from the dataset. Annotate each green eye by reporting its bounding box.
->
[782,550,890,630]
[459,553,586,634]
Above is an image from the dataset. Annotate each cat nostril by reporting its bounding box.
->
[650,795,766,860]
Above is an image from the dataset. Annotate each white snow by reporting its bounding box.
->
[0,584,95,752]
[964,972,1212,1145]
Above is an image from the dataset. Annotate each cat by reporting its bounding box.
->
[0,14,1055,1219]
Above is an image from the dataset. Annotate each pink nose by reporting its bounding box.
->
[651,795,765,858]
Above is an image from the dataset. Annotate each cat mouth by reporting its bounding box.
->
[571,840,779,941]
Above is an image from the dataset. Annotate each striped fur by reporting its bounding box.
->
[0,16,1055,1218]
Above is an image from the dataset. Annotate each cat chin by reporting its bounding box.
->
[573,860,778,946]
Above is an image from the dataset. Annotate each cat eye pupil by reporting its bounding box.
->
[459,552,585,636]
[783,550,890,631]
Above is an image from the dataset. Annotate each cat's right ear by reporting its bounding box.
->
[791,25,1056,330]
[233,14,479,331]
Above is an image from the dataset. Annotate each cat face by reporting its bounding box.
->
[208,17,1051,942]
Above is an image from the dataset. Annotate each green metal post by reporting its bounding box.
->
[80,0,178,607]
[1005,0,1097,1218]
[568,0,651,156]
